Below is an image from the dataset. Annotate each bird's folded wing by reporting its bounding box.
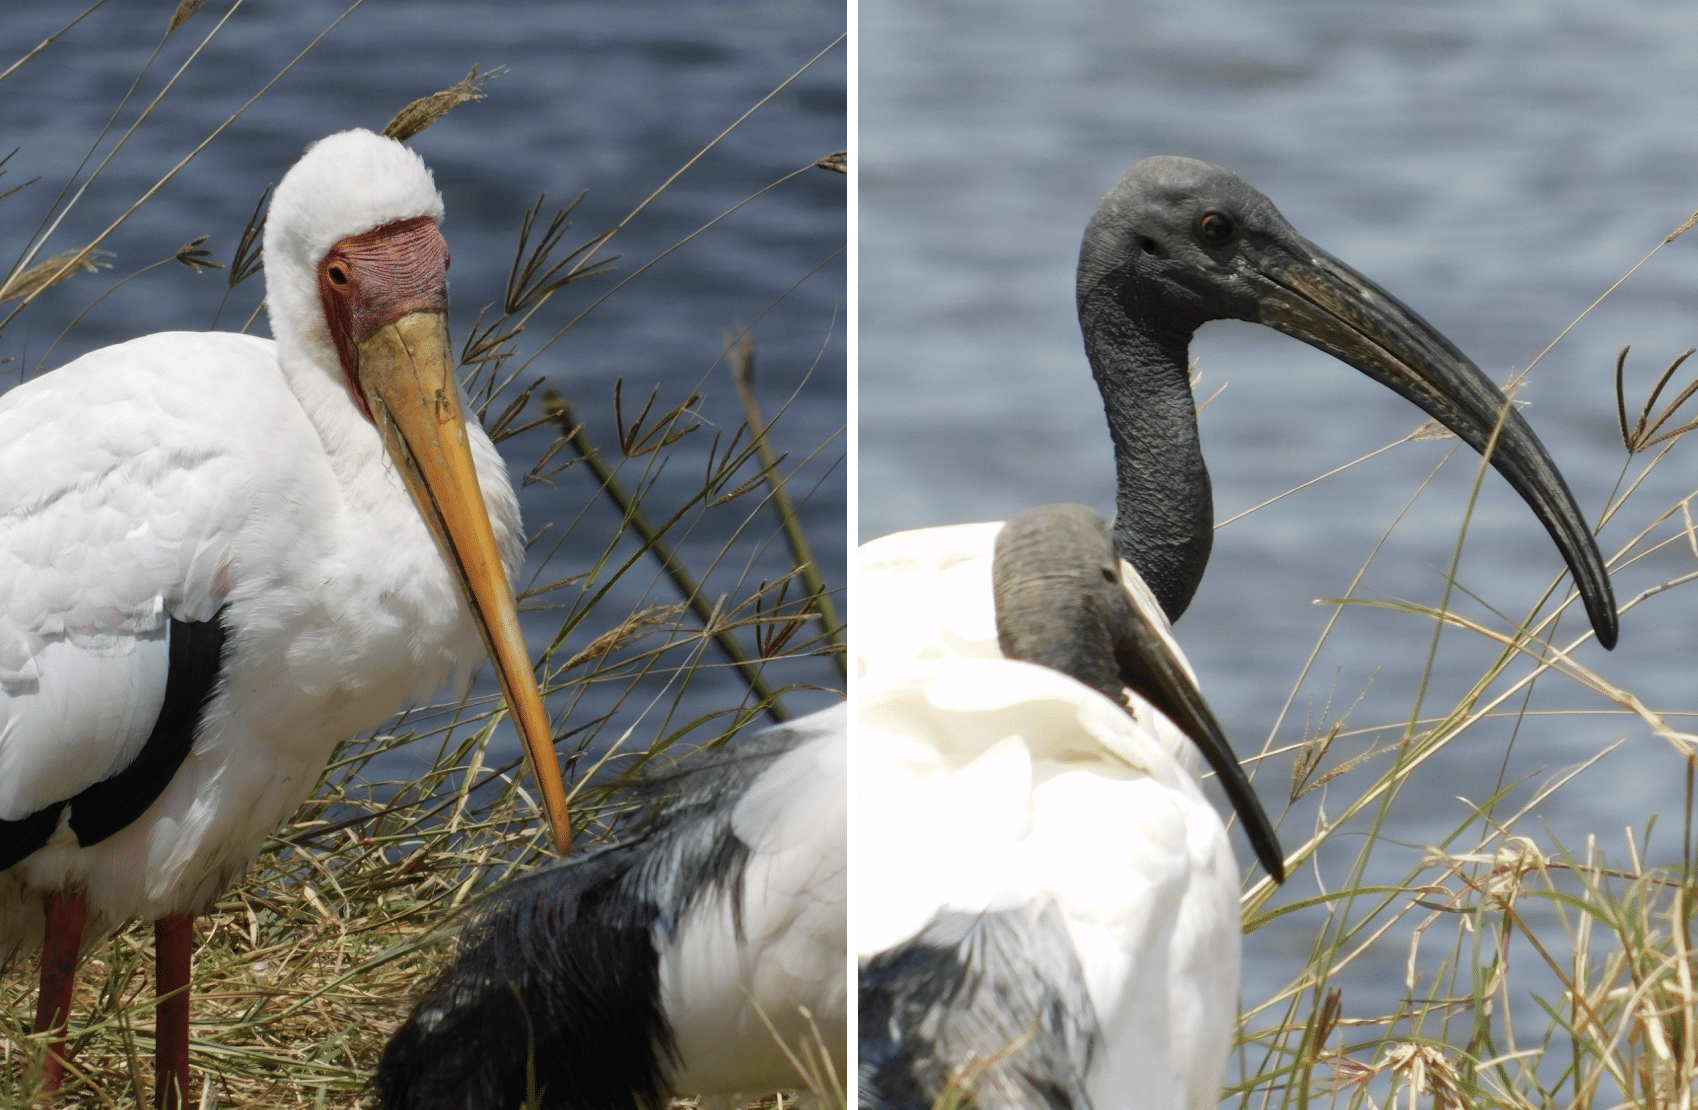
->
[730,704,847,995]
[0,331,298,818]
[855,658,1222,955]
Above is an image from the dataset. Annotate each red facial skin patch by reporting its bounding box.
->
[316,215,450,419]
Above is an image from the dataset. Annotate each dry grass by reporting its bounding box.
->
[381,65,504,144]
[1,692,842,1106]
[1228,206,1698,1110]
[0,247,111,303]
[2,688,838,1108]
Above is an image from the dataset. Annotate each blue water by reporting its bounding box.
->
[863,0,1698,1064]
[0,0,845,797]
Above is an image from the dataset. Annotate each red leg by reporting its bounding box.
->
[154,914,194,1110]
[33,889,87,1097]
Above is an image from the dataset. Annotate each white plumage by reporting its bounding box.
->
[0,330,517,943]
[856,518,1257,1110]
[0,128,564,1105]
[662,705,849,1101]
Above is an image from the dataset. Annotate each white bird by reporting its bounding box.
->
[857,505,1278,1110]
[375,702,848,1110]
[0,129,571,1108]
[853,157,1622,1110]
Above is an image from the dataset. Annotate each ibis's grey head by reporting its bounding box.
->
[993,503,1284,882]
[1078,155,1617,649]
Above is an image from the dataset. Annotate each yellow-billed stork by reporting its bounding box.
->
[0,128,570,1108]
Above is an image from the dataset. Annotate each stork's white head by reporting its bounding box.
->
[253,131,574,853]
[263,129,445,379]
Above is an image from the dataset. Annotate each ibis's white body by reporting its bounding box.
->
[0,133,522,958]
[856,522,1242,1110]
[662,704,848,1105]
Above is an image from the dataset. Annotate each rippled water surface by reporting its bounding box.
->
[0,1,846,777]
[863,0,1698,1024]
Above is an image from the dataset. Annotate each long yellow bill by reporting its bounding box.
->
[357,310,573,855]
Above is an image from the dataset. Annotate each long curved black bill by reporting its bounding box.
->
[1255,244,1618,649]
[994,504,1286,882]
[1107,585,1286,883]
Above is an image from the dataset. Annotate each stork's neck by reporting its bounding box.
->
[275,341,391,488]
[264,254,382,468]
[1079,283,1212,622]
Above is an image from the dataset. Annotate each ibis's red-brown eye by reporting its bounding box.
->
[1196,211,1235,245]
[327,262,350,286]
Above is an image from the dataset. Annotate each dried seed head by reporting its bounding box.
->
[168,0,206,34]
[1383,1042,1466,1110]
[0,246,112,303]
[382,64,506,142]
[1410,417,1453,442]
[1667,208,1698,244]
[560,603,686,673]
[815,151,847,174]
[175,235,225,274]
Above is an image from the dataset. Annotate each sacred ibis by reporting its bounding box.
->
[854,157,1620,1110]
[1079,156,1615,638]
[858,504,1278,1110]
[376,702,847,1110]
[0,129,571,1107]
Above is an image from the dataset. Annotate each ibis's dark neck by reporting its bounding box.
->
[1079,281,1212,622]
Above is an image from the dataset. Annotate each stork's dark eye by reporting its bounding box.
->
[1195,211,1235,245]
[327,262,350,286]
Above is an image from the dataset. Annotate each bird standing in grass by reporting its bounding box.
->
[0,128,571,1108]
[377,703,847,1110]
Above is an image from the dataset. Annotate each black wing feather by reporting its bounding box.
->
[377,716,819,1110]
[861,901,1101,1110]
[0,612,227,870]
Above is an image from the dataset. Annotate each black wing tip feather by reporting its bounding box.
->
[379,714,822,1110]
[375,846,671,1110]
[860,904,1099,1110]
[68,613,228,846]
[1,613,228,871]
